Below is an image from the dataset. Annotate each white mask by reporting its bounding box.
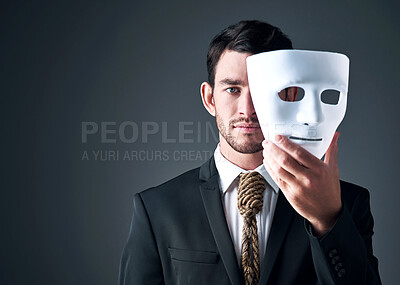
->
[246,50,350,159]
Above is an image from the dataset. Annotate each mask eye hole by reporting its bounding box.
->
[321,89,341,105]
[278,87,305,102]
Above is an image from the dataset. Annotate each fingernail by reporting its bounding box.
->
[275,135,283,143]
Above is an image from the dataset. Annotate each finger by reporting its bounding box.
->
[265,138,306,177]
[263,141,297,186]
[275,135,323,168]
[324,132,340,169]
[263,154,288,191]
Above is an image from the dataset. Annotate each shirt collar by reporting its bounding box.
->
[214,144,279,194]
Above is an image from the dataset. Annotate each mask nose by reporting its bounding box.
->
[296,91,324,126]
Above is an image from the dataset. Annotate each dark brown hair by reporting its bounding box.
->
[206,20,293,87]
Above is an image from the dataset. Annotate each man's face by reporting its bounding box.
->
[213,50,264,154]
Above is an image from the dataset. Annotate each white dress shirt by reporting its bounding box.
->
[214,145,280,264]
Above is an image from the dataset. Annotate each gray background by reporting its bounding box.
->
[3,0,399,284]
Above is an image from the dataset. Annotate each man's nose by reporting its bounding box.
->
[239,90,256,117]
[296,91,324,126]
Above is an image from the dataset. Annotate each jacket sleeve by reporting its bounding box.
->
[306,188,381,285]
[119,193,165,285]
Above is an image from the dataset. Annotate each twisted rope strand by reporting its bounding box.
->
[238,172,266,285]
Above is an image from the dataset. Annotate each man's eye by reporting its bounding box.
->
[226,87,239,94]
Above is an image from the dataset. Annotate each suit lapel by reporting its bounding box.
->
[199,157,243,285]
[259,191,296,285]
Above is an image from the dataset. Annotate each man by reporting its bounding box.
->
[119,20,381,284]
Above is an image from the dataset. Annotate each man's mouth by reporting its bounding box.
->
[234,123,260,129]
[289,136,322,142]
[233,123,261,134]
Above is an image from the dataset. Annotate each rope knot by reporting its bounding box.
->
[237,172,266,218]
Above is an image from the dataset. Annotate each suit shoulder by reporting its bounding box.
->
[340,179,371,207]
[138,166,201,199]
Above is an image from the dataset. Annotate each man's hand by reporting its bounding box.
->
[262,132,342,236]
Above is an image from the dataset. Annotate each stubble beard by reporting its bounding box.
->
[216,112,263,154]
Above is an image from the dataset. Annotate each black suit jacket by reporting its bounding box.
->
[119,157,381,284]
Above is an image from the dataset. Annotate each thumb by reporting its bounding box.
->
[324,132,340,169]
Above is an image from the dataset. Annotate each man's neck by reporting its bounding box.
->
[219,139,264,171]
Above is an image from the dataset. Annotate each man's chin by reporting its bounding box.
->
[229,141,263,154]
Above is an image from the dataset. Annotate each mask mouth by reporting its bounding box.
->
[289,136,323,142]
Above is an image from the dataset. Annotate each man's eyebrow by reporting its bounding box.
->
[218,78,246,86]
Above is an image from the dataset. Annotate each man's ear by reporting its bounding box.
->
[200,82,215,117]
